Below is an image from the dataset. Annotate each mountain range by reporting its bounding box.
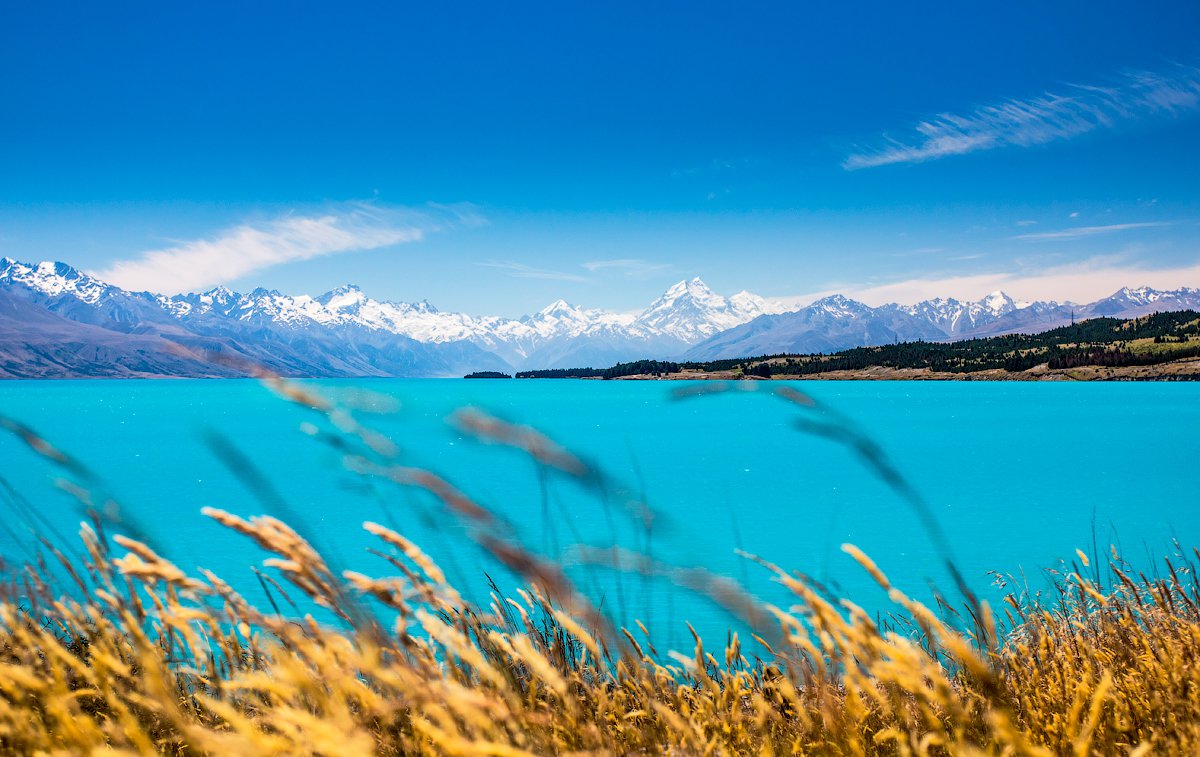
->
[683,288,1200,360]
[1,257,1198,378]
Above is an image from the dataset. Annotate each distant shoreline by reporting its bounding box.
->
[588,357,1200,382]
[512,311,1200,383]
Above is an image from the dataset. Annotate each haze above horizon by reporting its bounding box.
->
[2,2,1199,317]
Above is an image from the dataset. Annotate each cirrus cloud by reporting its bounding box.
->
[582,258,673,278]
[476,260,589,283]
[1012,221,1172,241]
[845,62,1200,169]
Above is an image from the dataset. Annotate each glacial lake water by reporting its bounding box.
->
[0,378,1196,649]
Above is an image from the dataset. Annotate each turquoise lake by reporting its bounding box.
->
[0,378,1196,648]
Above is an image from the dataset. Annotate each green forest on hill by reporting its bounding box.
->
[514,310,1200,378]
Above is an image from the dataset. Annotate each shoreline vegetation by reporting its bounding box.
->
[510,310,1200,382]
[0,375,1198,753]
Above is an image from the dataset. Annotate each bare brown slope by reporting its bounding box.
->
[0,292,243,378]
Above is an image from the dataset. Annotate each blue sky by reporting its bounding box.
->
[1,1,1199,315]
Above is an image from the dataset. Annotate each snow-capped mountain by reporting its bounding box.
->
[0,258,511,378]
[886,291,1021,336]
[0,259,111,303]
[0,259,779,375]
[1087,286,1200,316]
[688,294,948,359]
[684,286,1200,360]
[631,277,780,341]
[2,256,1199,377]
[158,272,777,369]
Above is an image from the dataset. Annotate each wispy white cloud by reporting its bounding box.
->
[1015,220,1038,227]
[582,258,673,278]
[789,256,1200,307]
[477,261,589,283]
[844,63,1200,169]
[1013,221,1171,241]
[93,203,454,293]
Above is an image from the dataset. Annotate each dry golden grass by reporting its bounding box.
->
[0,378,1196,755]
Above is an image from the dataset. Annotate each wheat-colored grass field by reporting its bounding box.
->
[0,377,1196,755]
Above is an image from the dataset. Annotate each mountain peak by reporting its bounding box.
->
[729,290,766,308]
[651,278,725,313]
[632,276,766,342]
[662,277,713,297]
[537,298,580,317]
[0,257,26,279]
[518,298,593,337]
[317,284,368,309]
[812,293,868,310]
[980,290,1016,314]
[0,258,109,303]
[1102,285,1167,306]
[31,260,88,278]
[196,286,237,306]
